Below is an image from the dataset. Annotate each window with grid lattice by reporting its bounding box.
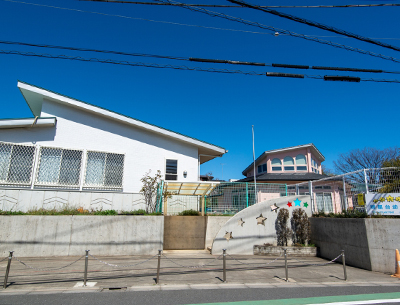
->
[84,151,124,189]
[35,147,83,187]
[0,142,35,185]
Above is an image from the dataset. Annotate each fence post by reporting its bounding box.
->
[364,169,369,194]
[284,248,288,282]
[223,249,227,283]
[3,251,13,289]
[342,176,348,211]
[156,250,162,284]
[308,181,314,213]
[83,250,89,287]
[342,250,347,281]
[295,184,299,196]
[246,183,249,208]
[285,184,288,196]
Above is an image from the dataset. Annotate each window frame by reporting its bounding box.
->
[83,149,125,190]
[0,141,36,186]
[35,146,83,188]
[165,159,178,181]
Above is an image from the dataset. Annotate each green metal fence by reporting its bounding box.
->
[156,181,287,215]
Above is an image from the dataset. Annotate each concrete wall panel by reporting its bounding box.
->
[205,216,230,249]
[365,219,400,273]
[0,216,164,257]
[310,218,371,270]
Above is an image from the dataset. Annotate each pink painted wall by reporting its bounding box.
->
[246,147,322,177]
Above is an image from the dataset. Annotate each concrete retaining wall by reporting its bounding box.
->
[0,216,164,257]
[310,218,400,273]
[254,245,317,256]
[205,216,231,249]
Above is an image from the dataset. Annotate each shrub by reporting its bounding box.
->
[291,208,311,246]
[275,208,292,246]
[178,209,200,216]
[93,209,117,215]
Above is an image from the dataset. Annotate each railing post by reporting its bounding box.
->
[246,183,249,207]
[284,248,288,282]
[342,176,348,211]
[83,250,89,287]
[156,250,162,284]
[342,250,347,281]
[364,169,369,194]
[223,249,227,283]
[3,251,13,289]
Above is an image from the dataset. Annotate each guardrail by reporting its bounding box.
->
[1,249,346,289]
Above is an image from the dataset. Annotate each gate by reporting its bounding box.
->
[163,216,207,250]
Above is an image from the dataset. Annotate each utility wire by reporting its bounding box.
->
[229,0,400,53]
[154,0,400,64]
[1,0,277,36]
[78,0,400,8]
[5,0,400,63]
[0,40,188,61]
[4,39,400,74]
[4,0,400,43]
[1,48,400,83]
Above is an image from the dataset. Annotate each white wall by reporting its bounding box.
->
[0,98,199,192]
[0,188,147,212]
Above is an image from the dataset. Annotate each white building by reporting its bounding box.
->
[0,81,226,199]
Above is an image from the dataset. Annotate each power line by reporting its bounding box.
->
[4,39,400,74]
[1,48,400,83]
[154,0,400,64]
[1,0,277,36]
[78,0,400,8]
[5,0,400,63]
[229,0,400,53]
[4,0,400,43]
[0,40,188,61]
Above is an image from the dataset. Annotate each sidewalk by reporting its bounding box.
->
[0,250,398,295]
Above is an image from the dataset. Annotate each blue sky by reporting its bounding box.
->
[0,0,399,180]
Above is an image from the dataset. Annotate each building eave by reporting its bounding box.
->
[0,117,57,129]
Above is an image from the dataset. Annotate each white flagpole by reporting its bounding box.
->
[252,125,257,204]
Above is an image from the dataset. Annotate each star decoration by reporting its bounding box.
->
[379,197,385,202]
[396,197,400,202]
[256,214,267,225]
[224,231,233,241]
[238,218,245,227]
[303,202,308,208]
[373,199,379,203]
[287,202,292,207]
[271,203,280,213]
[386,195,394,202]
[294,198,301,207]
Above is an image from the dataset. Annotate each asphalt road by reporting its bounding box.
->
[1,285,400,305]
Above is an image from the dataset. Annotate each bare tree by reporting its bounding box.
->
[321,164,335,176]
[140,170,162,214]
[334,147,400,174]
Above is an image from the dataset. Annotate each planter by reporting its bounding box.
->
[254,245,317,257]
